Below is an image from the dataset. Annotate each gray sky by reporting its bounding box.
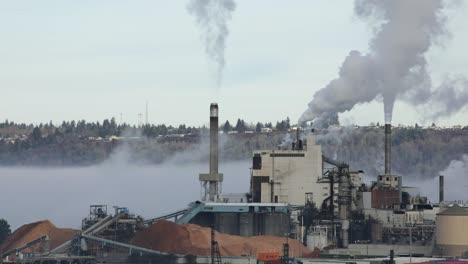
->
[0,1,467,127]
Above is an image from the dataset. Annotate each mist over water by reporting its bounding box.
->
[0,158,250,231]
[2,129,466,231]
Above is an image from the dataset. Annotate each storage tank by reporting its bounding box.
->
[306,226,328,250]
[436,205,468,257]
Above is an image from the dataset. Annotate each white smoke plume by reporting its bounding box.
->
[425,76,468,120]
[187,0,236,87]
[409,154,468,203]
[300,0,468,126]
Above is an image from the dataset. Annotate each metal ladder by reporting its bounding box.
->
[211,227,222,264]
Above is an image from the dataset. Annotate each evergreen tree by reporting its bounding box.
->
[235,119,246,133]
[255,122,263,133]
[223,121,232,133]
[0,218,11,244]
[31,126,42,142]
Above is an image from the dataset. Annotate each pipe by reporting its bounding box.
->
[439,175,444,203]
[385,124,391,175]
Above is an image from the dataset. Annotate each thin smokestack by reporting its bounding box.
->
[385,124,391,175]
[199,103,223,202]
[210,103,219,176]
[439,175,444,203]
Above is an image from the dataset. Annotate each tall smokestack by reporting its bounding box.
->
[199,103,223,202]
[439,175,444,203]
[210,103,219,176]
[385,124,391,175]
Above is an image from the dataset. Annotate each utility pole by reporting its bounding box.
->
[138,113,143,127]
[409,227,412,264]
[282,232,290,264]
[145,101,148,125]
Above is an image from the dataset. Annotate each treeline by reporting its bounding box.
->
[0,119,467,181]
[0,117,292,165]
[0,117,294,139]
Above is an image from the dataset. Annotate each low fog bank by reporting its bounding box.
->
[0,157,250,231]
[2,129,466,231]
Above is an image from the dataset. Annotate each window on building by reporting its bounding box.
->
[379,176,383,180]
[253,154,262,170]
[386,177,390,181]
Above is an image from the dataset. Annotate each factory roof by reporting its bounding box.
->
[438,205,468,216]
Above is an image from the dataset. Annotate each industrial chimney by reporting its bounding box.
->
[210,103,219,177]
[199,103,224,202]
[384,124,391,175]
[439,175,444,203]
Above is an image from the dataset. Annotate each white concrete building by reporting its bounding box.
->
[250,133,354,208]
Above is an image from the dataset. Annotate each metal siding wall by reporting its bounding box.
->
[263,213,290,237]
[239,213,254,237]
[216,213,240,235]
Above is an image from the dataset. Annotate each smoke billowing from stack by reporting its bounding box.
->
[299,0,468,127]
[385,124,391,175]
[187,0,236,87]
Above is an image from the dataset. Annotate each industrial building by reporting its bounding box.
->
[251,132,340,207]
[1,104,466,264]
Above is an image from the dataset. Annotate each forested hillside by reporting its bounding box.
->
[0,119,466,180]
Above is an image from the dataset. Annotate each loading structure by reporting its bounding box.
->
[176,201,291,237]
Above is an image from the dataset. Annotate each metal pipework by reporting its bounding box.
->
[385,124,391,175]
[439,175,444,203]
[338,165,351,248]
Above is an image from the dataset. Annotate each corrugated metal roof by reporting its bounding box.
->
[438,205,468,216]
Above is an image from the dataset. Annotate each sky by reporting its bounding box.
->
[0,1,467,127]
